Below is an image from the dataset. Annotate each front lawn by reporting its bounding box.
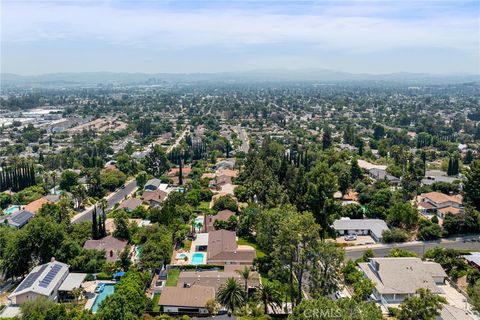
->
[166,269,180,287]
[238,237,266,259]
[151,293,160,312]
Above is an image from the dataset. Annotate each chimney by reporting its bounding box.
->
[51,257,56,263]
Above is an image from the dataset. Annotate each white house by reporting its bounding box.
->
[9,259,69,305]
[332,218,389,242]
[358,258,447,306]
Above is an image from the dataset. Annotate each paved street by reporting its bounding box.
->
[71,126,189,225]
[233,125,249,153]
[71,179,137,224]
[166,125,189,153]
[345,235,480,260]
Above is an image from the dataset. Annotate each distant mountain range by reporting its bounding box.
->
[1,69,479,87]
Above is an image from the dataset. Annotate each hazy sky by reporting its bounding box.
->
[1,0,479,75]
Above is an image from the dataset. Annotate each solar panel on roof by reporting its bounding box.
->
[15,264,48,292]
[38,264,63,288]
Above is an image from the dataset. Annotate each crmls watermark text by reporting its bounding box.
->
[303,308,342,318]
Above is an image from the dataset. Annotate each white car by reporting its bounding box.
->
[335,291,347,299]
[344,234,357,241]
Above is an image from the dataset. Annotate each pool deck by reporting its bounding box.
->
[83,280,116,311]
[172,233,209,266]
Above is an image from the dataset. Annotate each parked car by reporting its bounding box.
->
[335,291,347,299]
[344,234,357,241]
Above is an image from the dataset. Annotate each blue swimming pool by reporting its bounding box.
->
[4,205,20,215]
[192,253,205,265]
[135,245,142,258]
[91,283,115,313]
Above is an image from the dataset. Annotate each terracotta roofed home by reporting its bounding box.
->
[207,229,255,265]
[418,191,463,218]
[204,210,235,233]
[24,197,50,214]
[83,235,127,262]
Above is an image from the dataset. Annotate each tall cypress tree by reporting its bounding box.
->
[92,206,98,239]
[447,156,453,176]
[101,210,106,237]
[178,159,183,186]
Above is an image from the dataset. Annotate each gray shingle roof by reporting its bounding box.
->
[144,178,161,189]
[0,210,33,228]
[358,258,446,295]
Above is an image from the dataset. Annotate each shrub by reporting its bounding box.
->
[96,272,112,280]
[382,228,409,243]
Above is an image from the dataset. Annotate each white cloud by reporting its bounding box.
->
[1,1,478,54]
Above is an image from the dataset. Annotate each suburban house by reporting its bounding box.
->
[215,168,238,178]
[118,198,143,212]
[9,259,69,305]
[368,168,401,186]
[158,285,215,315]
[83,235,128,262]
[207,230,256,265]
[0,210,34,229]
[168,167,192,178]
[463,252,480,269]
[177,269,260,292]
[209,175,232,189]
[333,190,359,206]
[358,258,447,306]
[144,178,161,191]
[43,194,61,203]
[24,197,50,214]
[204,210,235,233]
[439,305,476,320]
[57,272,87,302]
[332,218,389,242]
[421,170,459,186]
[417,192,463,218]
[214,159,235,170]
[141,189,168,207]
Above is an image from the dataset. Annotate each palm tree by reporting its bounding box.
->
[71,287,83,305]
[51,171,57,194]
[255,282,283,315]
[216,277,244,314]
[235,266,252,299]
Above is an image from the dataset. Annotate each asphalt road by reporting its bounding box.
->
[345,236,480,260]
[71,179,138,224]
[234,126,249,153]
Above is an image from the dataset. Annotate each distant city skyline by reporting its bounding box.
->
[1,0,479,75]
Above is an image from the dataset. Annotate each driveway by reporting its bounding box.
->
[336,235,376,246]
[439,281,471,312]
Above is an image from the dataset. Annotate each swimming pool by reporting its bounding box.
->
[135,246,142,259]
[191,253,205,265]
[177,253,187,260]
[4,205,20,215]
[91,283,115,313]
